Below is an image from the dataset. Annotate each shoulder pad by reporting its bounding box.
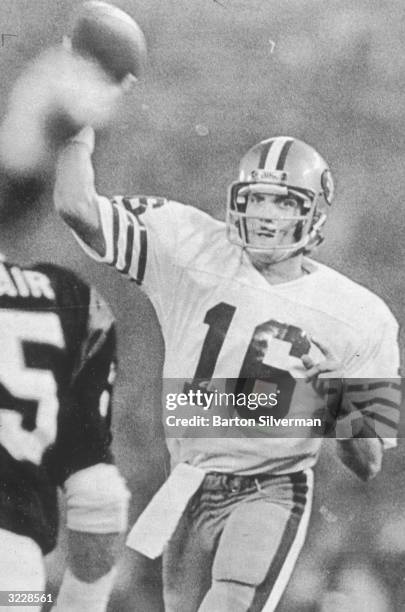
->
[113,195,168,215]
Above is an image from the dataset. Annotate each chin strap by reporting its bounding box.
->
[303,211,327,254]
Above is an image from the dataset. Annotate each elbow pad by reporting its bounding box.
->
[65,463,130,533]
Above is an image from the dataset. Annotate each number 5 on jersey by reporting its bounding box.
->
[0,310,65,465]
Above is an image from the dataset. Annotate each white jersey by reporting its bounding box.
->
[76,196,401,475]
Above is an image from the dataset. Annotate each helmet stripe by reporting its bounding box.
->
[258,139,274,169]
[276,138,294,170]
[261,137,290,170]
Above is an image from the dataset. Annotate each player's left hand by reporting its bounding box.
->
[301,338,344,383]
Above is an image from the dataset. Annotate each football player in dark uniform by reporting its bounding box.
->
[0,254,130,611]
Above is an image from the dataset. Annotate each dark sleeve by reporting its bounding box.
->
[34,264,118,486]
[57,287,117,485]
[325,378,401,445]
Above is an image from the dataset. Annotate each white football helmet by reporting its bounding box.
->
[226,136,334,260]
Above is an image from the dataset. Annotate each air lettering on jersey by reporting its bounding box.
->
[0,264,55,300]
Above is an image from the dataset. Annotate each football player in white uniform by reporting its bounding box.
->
[53,128,400,612]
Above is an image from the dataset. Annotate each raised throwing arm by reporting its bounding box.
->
[54,127,106,256]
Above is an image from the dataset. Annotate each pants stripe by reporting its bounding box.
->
[248,469,313,612]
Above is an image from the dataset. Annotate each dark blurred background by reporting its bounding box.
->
[0,0,404,610]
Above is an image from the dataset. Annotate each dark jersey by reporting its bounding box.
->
[0,259,116,554]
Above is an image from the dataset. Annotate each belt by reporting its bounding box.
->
[202,471,275,493]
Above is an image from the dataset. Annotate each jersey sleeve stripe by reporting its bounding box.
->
[121,216,135,275]
[135,220,147,285]
[103,201,144,282]
[346,381,401,392]
[351,398,399,411]
[362,410,399,431]
[115,205,132,271]
[111,204,121,268]
[117,197,148,283]
[115,204,148,283]
[71,196,148,283]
